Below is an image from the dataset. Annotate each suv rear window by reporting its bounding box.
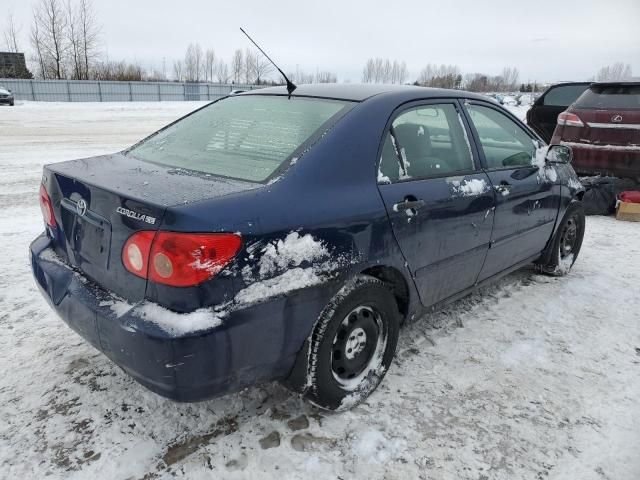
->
[542,84,589,106]
[128,95,351,182]
[574,85,640,110]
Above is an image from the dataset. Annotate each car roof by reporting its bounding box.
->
[243,83,489,102]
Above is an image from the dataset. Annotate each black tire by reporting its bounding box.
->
[540,201,585,276]
[304,275,400,411]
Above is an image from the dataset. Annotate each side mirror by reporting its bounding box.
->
[545,144,572,164]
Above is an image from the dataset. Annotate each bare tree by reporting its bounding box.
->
[315,70,337,83]
[3,12,21,53]
[92,59,144,81]
[205,48,215,82]
[231,49,243,83]
[30,18,46,78]
[172,59,183,82]
[78,0,100,79]
[252,51,273,84]
[243,48,256,83]
[362,58,374,83]
[33,0,69,79]
[65,0,83,79]
[463,73,488,92]
[363,57,408,84]
[194,43,203,81]
[288,69,314,84]
[417,64,461,88]
[501,66,519,91]
[184,43,204,82]
[215,59,230,83]
[597,62,633,81]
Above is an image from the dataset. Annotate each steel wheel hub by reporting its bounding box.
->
[560,216,578,258]
[331,305,383,385]
[345,327,367,360]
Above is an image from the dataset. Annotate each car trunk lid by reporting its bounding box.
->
[560,83,640,147]
[43,152,259,301]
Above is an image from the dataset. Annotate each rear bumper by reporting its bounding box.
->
[30,233,330,402]
[559,141,640,178]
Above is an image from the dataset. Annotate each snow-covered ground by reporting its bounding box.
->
[1,101,639,480]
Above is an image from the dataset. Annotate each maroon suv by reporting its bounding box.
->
[551,82,640,179]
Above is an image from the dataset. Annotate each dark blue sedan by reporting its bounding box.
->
[31,84,585,411]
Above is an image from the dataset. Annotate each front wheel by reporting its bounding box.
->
[304,275,400,411]
[539,201,585,276]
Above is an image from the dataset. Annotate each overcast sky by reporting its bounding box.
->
[5,0,640,83]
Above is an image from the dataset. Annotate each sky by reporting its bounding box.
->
[4,0,640,84]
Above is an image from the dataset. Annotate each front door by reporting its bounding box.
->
[377,101,495,307]
[463,102,561,281]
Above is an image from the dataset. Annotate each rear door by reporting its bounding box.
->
[377,100,495,307]
[528,83,590,142]
[463,101,560,281]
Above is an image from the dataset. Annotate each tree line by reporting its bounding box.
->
[365,61,522,92]
[1,5,635,87]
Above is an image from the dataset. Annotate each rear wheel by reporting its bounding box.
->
[539,202,585,276]
[304,275,400,411]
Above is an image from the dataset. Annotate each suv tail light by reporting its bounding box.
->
[122,231,242,287]
[39,184,56,227]
[557,111,584,127]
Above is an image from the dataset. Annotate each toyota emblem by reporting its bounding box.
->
[611,114,623,123]
[76,198,87,216]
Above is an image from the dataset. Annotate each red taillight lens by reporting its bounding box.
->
[122,231,242,287]
[557,111,584,127]
[39,184,56,227]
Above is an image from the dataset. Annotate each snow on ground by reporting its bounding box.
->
[1,101,639,479]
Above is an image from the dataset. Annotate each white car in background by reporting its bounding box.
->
[499,95,518,106]
[517,93,534,106]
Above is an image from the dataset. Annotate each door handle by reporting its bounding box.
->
[494,182,511,195]
[393,197,425,213]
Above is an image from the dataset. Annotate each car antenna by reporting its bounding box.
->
[240,27,297,96]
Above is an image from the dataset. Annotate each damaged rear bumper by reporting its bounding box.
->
[560,141,640,178]
[30,233,329,402]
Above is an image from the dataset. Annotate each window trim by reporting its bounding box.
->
[460,99,541,173]
[539,83,590,107]
[376,99,482,185]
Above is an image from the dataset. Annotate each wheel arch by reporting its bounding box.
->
[360,265,410,321]
[282,265,411,395]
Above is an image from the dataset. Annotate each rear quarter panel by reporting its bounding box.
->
[147,96,420,357]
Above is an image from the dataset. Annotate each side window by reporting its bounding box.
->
[378,103,474,182]
[542,85,589,106]
[466,104,535,169]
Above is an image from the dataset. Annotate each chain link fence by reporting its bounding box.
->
[0,79,266,102]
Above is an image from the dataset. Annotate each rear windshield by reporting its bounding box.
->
[128,95,351,182]
[542,84,589,106]
[575,85,640,110]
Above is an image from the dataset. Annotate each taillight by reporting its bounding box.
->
[122,231,242,287]
[122,231,155,278]
[557,111,584,127]
[39,184,56,227]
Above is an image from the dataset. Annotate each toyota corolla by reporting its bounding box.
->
[31,84,585,410]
